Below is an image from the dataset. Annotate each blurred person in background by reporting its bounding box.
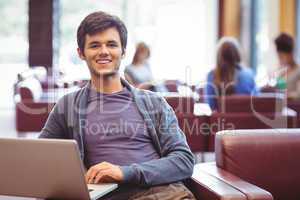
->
[205,37,257,110]
[124,42,156,90]
[275,33,300,98]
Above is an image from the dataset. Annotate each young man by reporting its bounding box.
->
[39,11,195,199]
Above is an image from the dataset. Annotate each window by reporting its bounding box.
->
[296,0,300,62]
[241,0,280,88]
[59,0,218,85]
[127,0,218,85]
[255,0,280,87]
[0,0,28,108]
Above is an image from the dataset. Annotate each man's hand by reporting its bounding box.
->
[85,162,124,184]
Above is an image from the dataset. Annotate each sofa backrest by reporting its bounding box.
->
[164,95,195,114]
[217,94,284,113]
[176,114,209,152]
[207,114,297,151]
[215,129,300,200]
[18,77,43,101]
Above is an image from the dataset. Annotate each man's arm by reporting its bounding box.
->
[39,97,69,139]
[119,97,195,186]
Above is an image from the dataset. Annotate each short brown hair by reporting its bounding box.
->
[275,33,294,53]
[77,11,127,54]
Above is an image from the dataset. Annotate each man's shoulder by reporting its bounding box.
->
[134,88,164,101]
[55,86,85,107]
[132,88,167,111]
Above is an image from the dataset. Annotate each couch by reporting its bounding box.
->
[188,129,300,200]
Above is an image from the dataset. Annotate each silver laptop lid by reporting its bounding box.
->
[0,138,90,200]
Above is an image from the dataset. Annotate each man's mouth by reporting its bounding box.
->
[96,59,111,64]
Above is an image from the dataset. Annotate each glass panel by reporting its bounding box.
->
[0,0,28,108]
[59,0,218,85]
[296,0,300,63]
[126,0,218,85]
[241,0,279,88]
[255,0,280,87]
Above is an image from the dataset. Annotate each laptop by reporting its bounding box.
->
[0,138,118,200]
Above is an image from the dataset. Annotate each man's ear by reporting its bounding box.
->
[77,47,85,60]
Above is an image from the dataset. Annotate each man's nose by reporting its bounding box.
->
[98,45,109,56]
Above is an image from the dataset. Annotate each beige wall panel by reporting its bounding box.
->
[280,0,296,36]
[222,0,241,37]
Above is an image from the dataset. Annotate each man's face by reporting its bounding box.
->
[78,27,124,77]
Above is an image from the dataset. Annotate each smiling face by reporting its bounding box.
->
[78,27,124,78]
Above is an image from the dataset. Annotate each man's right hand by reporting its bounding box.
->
[85,161,124,184]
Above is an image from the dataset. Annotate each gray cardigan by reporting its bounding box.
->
[39,79,194,186]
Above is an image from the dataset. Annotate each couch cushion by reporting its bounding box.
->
[215,129,300,200]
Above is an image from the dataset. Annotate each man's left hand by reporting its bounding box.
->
[85,161,124,184]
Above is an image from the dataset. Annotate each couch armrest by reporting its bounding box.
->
[196,163,273,200]
[187,169,247,200]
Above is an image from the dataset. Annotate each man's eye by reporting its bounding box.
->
[108,43,118,47]
[90,44,99,48]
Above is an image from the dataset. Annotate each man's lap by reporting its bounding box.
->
[101,182,196,200]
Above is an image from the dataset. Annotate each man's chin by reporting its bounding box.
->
[92,69,118,77]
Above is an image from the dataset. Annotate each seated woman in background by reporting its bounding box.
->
[205,37,257,110]
[275,33,300,98]
[124,42,155,90]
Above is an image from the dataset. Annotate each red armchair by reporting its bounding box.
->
[189,129,300,200]
[15,74,79,132]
